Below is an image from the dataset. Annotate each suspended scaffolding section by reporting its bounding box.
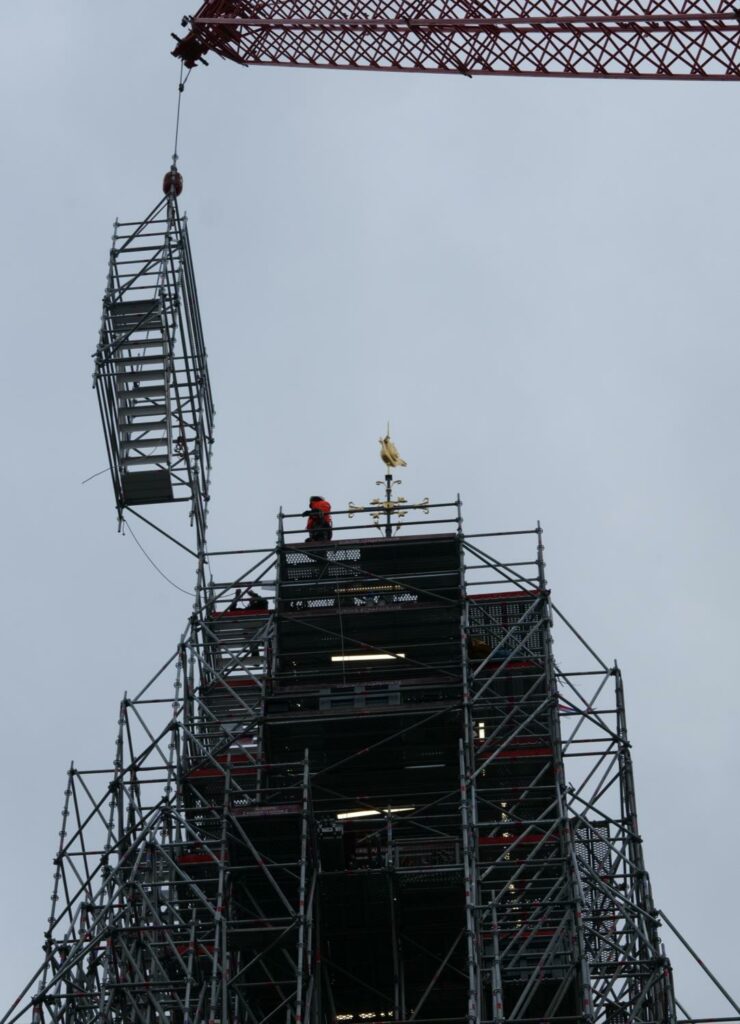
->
[94,192,214,527]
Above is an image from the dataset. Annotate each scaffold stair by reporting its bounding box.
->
[109,298,173,503]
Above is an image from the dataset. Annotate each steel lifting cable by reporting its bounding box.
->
[173,60,192,167]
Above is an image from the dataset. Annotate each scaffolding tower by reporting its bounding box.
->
[6,187,734,1024]
[4,505,684,1024]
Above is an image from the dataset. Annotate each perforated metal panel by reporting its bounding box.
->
[468,593,546,660]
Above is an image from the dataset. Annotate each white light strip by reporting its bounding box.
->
[330,653,406,663]
[337,806,415,821]
[336,1016,394,1022]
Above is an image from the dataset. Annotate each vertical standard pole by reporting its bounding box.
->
[615,664,677,1024]
[183,908,197,1023]
[209,759,231,1023]
[537,524,595,1024]
[295,753,312,1024]
[264,523,283,804]
[459,740,481,1024]
[386,814,406,1020]
[163,197,177,486]
[488,896,505,1024]
[114,700,127,854]
[220,777,230,1024]
[459,530,481,1023]
[37,765,75,1005]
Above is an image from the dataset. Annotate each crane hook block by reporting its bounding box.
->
[172,32,209,68]
[163,170,184,197]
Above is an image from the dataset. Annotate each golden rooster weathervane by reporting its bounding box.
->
[379,428,407,469]
[349,426,429,537]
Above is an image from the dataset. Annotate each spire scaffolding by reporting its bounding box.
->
[7,509,729,1024]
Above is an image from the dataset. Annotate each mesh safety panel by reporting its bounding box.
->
[576,822,619,965]
[468,595,546,660]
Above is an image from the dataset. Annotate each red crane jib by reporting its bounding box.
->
[173,0,740,80]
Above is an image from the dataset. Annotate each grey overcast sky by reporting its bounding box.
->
[1,1,738,1013]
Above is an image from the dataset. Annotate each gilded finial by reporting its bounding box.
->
[379,425,407,469]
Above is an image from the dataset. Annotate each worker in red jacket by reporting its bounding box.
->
[304,496,333,542]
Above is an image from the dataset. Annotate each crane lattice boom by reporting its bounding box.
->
[175,0,740,80]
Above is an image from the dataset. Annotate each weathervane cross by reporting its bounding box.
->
[348,427,429,537]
